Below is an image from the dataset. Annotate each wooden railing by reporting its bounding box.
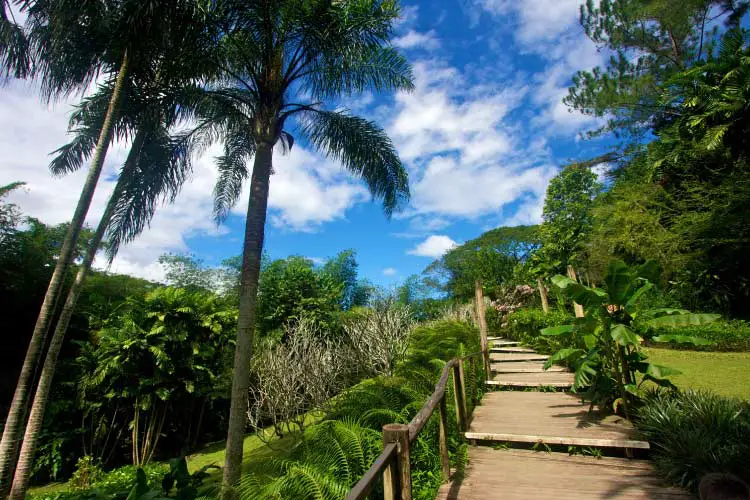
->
[344,351,484,500]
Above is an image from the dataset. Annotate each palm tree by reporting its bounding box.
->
[7,79,206,498]
[0,0,215,493]
[192,1,413,495]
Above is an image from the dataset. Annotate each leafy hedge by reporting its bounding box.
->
[502,308,575,354]
[505,307,750,353]
[637,390,750,491]
[642,319,750,352]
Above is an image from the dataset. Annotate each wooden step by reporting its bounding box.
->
[487,371,574,388]
[465,391,649,451]
[491,353,549,363]
[489,340,520,346]
[490,347,536,353]
[436,448,689,499]
[493,362,566,373]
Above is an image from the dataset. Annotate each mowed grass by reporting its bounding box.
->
[644,347,750,400]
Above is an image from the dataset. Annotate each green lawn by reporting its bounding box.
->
[644,347,750,400]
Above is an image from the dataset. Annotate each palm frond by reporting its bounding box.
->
[308,45,414,97]
[212,131,255,223]
[104,125,194,261]
[0,1,30,80]
[302,110,409,217]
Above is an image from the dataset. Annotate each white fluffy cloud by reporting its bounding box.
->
[382,267,398,276]
[383,57,557,224]
[407,235,458,258]
[0,81,371,280]
[392,30,441,50]
[471,0,605,133]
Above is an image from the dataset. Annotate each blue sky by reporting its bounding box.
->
[0,0,613,287]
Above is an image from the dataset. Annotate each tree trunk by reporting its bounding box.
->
[567,265,585,318]
[221,142,273,499]
[8,165,129,498]
[537,278,549,314]
[0,50,129,497]
[474,279,490,380]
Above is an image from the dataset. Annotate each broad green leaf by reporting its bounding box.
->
[646,363,682,379]
[573,359,597,389]
[543,348,583,369]
[652,334,713,345]
[635,260,661,285]
[625,282,654,312]
[610,324,641,346]
[550,275,576,289]
[643,374,678,389]
[583,334,596,349]
[604,260,632,305]
[639,308,690,319]
[645,313,721,328]
[541,324,574,336]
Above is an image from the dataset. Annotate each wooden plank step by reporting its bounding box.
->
[490,353,549,362]
[493,362,566,373]
[468,392,649,451]
[436,448,689,499]
[488,371,574,388]
[489,340,520,346]
[490,347,536,353]
[464,431,649,449]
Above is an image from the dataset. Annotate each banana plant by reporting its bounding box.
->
[541,260,718,417]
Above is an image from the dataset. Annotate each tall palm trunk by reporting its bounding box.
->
[8,132,142,499]
[221,142,273,499]
[0,50,129,496]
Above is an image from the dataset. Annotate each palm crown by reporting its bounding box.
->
[194,0,414,219]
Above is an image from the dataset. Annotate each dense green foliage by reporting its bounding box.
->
[537,166,601,273]
[424,226,540,300]
[638,390,750,490]
[542,260,717,416]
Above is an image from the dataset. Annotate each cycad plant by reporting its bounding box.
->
[542,260,718,417]
[191,1,414,494]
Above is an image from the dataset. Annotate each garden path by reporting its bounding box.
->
[436,338,692,499]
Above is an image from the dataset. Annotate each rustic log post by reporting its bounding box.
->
[474,280,491,378]
[566,266,585,318]
[537,277,550,314]
[438,396,450,482]
[382,424,411,500]
[452,362,468,433]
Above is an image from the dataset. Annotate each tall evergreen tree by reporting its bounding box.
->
[565,0,749,139]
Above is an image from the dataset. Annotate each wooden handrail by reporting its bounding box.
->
[408,358,456,442]
[344,350,484,500]
[345,443,397,500]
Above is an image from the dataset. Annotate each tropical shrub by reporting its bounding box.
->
[543,260,717,417]
[637,390,750,490]
[28,463,169,500]
[503,308,574,353]
[642,319,750,352]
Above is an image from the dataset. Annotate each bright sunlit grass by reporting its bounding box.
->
[644,347,750,400]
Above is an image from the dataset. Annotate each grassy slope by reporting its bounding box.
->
[644,347,750,400]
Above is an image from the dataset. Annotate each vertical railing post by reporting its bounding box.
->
[438,395,450,482]
[452,362,468,433]
[382,424,411,500]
